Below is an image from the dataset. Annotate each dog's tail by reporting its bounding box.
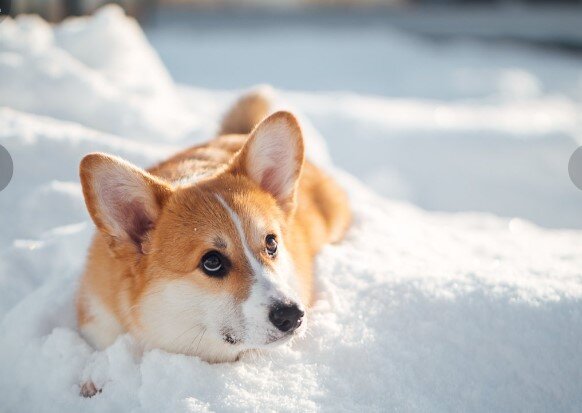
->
[218,85,274,136]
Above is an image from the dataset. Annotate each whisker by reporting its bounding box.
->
[195,328,207,354]
[170,322,205,349]
[185,327,206,355]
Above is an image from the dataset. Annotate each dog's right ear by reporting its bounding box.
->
[79,153,173,254]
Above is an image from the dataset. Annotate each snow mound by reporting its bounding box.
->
[1,7,582,413]
[0,6,197,141]
[288,91,582,229]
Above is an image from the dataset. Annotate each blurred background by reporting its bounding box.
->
[3,0,582,229]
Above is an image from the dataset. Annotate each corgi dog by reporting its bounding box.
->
[76,90,351,365]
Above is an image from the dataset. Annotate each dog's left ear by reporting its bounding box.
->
[231,111,305,213]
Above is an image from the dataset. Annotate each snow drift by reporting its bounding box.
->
[1,6,581,412]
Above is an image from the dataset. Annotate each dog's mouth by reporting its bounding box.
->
[264,332,294,346]
[222,330,293,347]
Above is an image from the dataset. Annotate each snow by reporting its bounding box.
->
[1,5,582,412]
[0,6,198,142]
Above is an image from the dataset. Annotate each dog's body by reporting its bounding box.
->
[77,91,350,363]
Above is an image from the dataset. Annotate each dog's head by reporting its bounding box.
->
[80,112,307,362]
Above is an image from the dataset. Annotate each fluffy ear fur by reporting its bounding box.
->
[231,111,305,213]
[79,153,172,254]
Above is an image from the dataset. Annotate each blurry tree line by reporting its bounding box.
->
[9,0,582,22]
[11,0,157,21]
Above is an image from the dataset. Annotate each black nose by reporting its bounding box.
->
[268,302,304,333]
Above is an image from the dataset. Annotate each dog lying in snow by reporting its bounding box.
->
[76,90,350,395]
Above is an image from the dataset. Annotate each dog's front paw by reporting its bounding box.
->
[80,381,102,398]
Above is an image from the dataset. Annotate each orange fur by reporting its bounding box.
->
[77,91,351,362]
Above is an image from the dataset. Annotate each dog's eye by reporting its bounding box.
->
[201,252,227,277]
[265,234,278,257]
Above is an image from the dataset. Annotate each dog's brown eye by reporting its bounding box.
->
[201,252,227,277]
[266,234,278,257]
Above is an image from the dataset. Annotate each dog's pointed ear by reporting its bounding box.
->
[79,153,173,254]
[231,111,305,213]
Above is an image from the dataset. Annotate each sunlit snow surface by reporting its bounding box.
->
[0,6,581,412]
